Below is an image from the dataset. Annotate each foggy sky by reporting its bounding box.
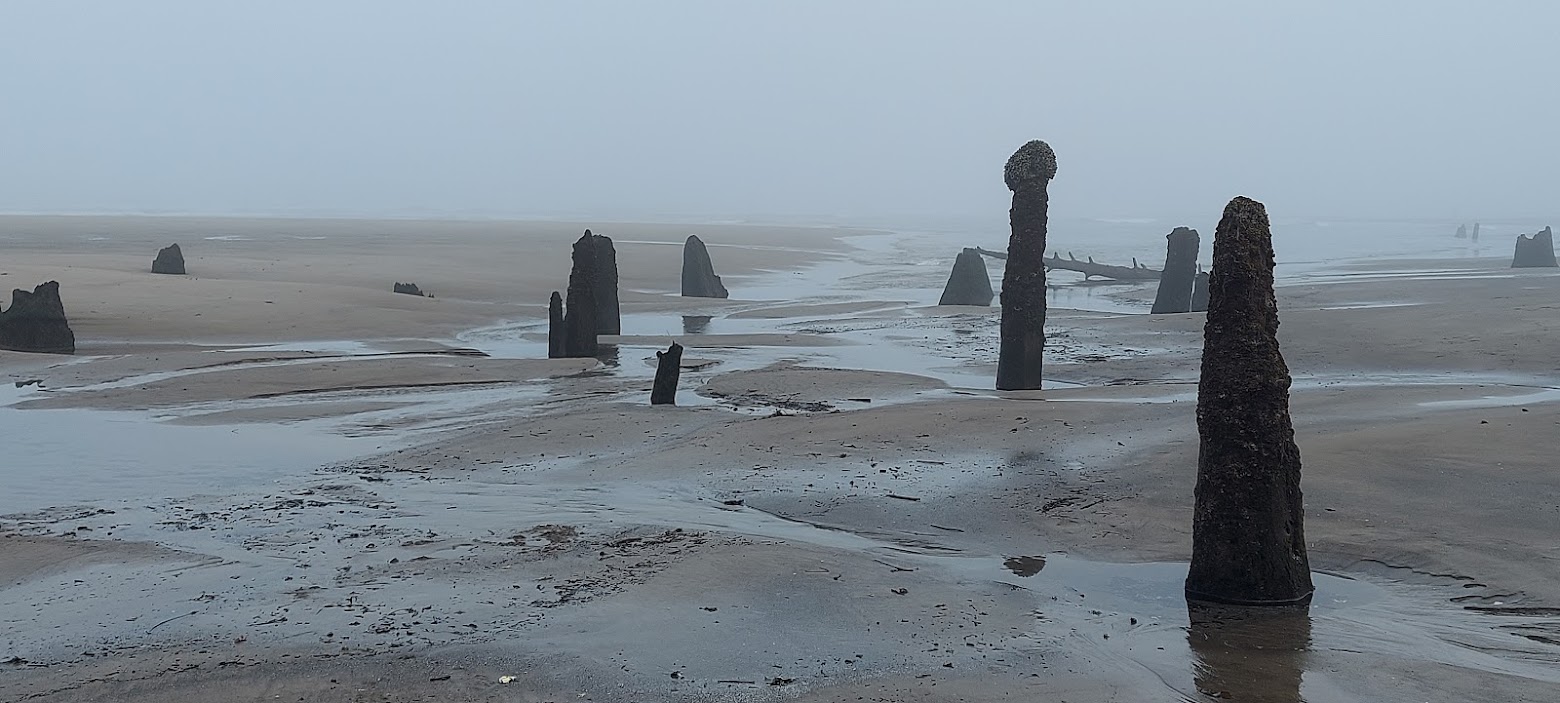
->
[2,1,1555,224]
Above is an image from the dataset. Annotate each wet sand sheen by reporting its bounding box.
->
[4,218,1560,701]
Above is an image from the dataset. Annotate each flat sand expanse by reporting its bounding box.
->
[0,215,853,350]
[3,217,1560,702]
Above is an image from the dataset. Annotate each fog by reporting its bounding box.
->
[2,1,1555,224]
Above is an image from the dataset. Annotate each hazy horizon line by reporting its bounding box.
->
[2,208,1553,230]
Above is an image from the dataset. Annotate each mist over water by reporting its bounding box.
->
[3,2,1557,227]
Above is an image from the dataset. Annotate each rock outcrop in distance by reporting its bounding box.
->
[1511,226,1557,268]
[1187,196,1313,607]
[996,139,1055,391]
[590,232,621,334]
[1151,227,1200,314]
[561,232,599,357]
[938,248,994,306]
[393,282,427,297]
[681,235,729,298]
[151,243,185,275]
[0,281,76,354]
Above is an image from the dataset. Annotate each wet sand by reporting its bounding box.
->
[3,217,1560,701]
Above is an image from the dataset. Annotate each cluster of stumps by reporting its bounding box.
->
[0,241,458,355]
[544,231,729,405]
[942,138,1558,610]
[987,140,1313,610]
[0,245,189,354]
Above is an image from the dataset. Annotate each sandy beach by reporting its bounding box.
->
[3,215,1559,702]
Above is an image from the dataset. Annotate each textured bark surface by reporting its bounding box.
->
[0,281,76,354]
[681,235,729,298]
[547,291,565,359]
[996,140,1054,391]
[937,248,994,306]
[1511,227,1557,268]
[590,233,621,334]
[562,233,598,358]
[1150,227,1199,314]
[650,341,683,405]
[151,243,185,275]
[1187,196,1313,606]
[1190,271,1210,313]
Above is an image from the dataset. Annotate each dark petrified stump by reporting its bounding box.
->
[1187,196,1314,607]
[1511,226,1557,268]
[681,235,729,298]
[1187,603,1311,701]
[393,282,426,296]
[547,291,565,359]
[1190,271,1210,312]
[562,233,599,357]
[651,341,684,405]
[996,140,1055,391]
[590,232,621,334]
[938,248,994,306]
[0,281,76,354]
[1151,227,1200,314]
[151,243,186,274]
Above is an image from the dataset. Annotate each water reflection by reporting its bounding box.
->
[594,343,621,368]
[1186,603,1312,703]
[682,315,713,335]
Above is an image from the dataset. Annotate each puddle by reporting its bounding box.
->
[1419,386,1560,410]
[0,378,554,516]
[1316,301,1422,311]
[1049,373,1560,407]
[0,397,381,515]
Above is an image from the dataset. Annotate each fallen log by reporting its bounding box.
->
[974,247,1161,281]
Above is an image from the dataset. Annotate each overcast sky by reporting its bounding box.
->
[2,1,1555,223]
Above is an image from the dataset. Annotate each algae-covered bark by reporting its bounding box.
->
[1187,196,1313,606]
[995,140,1055,391]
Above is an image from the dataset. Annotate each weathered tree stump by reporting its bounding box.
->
[151,243,185,274]
[938,248,994,306]
[1190,271,1210,312]
[996,140,1056,391]
[1151,227,1200,314]
[1511,226,1557,268]
[590,232,621,334]
[651,341,684,405]
[0,281,76,354]
[682,235,729,298]
[547,291,565,359]
[562,233,599,357]
[1187,196,1314,607]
